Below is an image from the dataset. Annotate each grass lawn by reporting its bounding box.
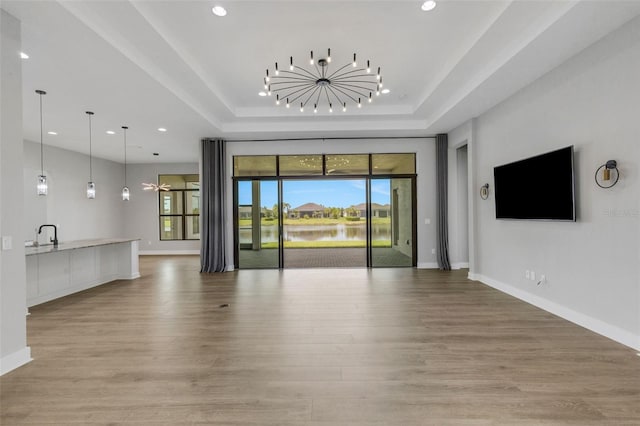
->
[261,240,392,249]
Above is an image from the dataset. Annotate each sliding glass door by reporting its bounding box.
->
[233,154,416,269]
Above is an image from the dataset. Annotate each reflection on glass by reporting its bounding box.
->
[237,180,280,268]
[325,154,369,175]
[279,155,323,176]
[186,216,199,239]
[160,192,183,215]
[186,191,200,214]
[371,178,413,267]
[159,174,199,189]
[372,153,416,175]
[160,216,183,240]
[234,156,277,177]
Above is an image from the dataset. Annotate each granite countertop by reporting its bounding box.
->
[25,238,140,256]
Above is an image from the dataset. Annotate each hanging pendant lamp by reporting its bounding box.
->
[86,111,96,199]
[121,126,130,201]
[36,90,48,195]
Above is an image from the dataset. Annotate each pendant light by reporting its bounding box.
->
[36,90,48,195]
[86,111,95,199]
[121,126,130,201]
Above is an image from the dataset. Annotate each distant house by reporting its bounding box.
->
[351,203,391,218]
[292,202,325,218]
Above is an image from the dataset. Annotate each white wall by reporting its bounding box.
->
[124,163,199,254]
[458,17,640,350]
[1,10,30,375]
[225,138,437,270]
[23,141,126,243]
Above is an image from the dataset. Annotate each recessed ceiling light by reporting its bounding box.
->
[421,1,437,12]
[381,88,390,94]
[212,6,227,17]
[106,130,115,135]
[47,131,57,135]
[258,91,267,97]
[20,52,29,59]
[157,128,167,132]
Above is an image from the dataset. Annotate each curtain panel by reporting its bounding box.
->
[200,138,228,272]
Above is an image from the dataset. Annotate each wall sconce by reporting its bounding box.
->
[595,160,619,189]
[480,183,490,200]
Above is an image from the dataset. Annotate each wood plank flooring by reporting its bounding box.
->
[1,256,639,425]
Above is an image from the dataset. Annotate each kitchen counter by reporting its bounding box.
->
[25,238,139,256]
[26,238,140,307]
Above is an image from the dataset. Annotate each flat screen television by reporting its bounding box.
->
[494,146,575,221]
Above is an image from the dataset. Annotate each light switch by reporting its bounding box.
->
[2,236,13,250]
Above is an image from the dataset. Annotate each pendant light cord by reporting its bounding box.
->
[39,93,44,175]
[88,113,93,181]
[123,127,127,186]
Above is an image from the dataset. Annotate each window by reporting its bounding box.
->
[158,174,200,240]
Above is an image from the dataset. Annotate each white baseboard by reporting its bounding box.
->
[417,262,438,269]
[474,274,640,351]
[139,250,200,256]
[451,262,469,270]
[0,347,32,376]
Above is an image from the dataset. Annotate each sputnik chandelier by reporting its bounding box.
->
[262,48,384,113]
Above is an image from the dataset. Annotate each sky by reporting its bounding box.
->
[238,179,391,209]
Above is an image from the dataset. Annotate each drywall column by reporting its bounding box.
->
[0,10,31,375]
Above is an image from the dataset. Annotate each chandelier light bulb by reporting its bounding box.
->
[314,104,318,113]
[276,95,280,105]
[369,92,373,103]
[377,67,381,80]
[327,48,331,63]
[122,186,130,201]
[358,98,362,108]
[300,103,304,112]
[275,62,279,75]
[286,98,290,108]
[329,103,333,113]
[352,53,357,67]
[310,50,314,65]
[265,69,269,82]
[367,60,371,73]
[289,56,294,71]
[380,77,383,88]
[267,87,272,96]
[343,102,347,112]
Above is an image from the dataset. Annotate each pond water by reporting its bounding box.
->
[239,223,391,243]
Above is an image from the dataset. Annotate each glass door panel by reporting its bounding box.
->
[282,179,366,268]
[370,178,414,267]
[236,180,280,269]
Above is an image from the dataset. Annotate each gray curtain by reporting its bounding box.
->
[436,134,451,271]
[200,138,228,272]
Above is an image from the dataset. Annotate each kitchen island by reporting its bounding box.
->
[25,238,139,307]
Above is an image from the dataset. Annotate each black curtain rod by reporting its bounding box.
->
[222,135,437,143]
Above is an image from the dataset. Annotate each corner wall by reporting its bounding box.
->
[459,17,640,349]
[1,10,30,375]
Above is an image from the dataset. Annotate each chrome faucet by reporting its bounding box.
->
[38,224,58,247]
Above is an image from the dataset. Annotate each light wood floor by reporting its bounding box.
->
[1,256,639,425]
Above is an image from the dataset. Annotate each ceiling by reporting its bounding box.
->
[3,0,640,163]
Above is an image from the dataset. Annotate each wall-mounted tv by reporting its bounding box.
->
[494,146,575,221]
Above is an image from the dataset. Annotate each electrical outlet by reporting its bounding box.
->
[2,236,12,250]
[431,248,436,254]
[525,270,530,279]
[530,271,536,281]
